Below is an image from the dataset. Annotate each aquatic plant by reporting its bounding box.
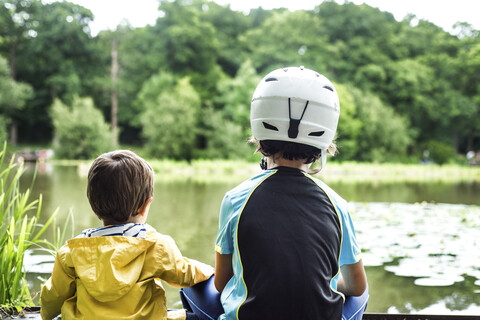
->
[352,202,480,287]
[0,144,56,312]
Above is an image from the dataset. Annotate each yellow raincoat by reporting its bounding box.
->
[40,225,214,320]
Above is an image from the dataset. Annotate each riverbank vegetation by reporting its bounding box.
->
[69,158,480,184]
[0,145,56,312]
[1,0,479,164]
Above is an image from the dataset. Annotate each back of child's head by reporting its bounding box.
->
[250,66,340,170]
[87,150,154,223]
[250,138,337,171]
[255,139,336,164]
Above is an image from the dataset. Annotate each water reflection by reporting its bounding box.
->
[327,181,480,205]
[22,164,480,313]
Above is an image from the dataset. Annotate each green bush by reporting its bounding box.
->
[427,140,455,164]
[139,77,200,160]
[50,97,113,159]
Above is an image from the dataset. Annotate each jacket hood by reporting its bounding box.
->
[66,236,155,302]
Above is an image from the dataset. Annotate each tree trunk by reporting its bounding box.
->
[9,43,18,145]
[111,38,119,147]
[452,129,458,153]
[9,43,16,79]
[466,130,474,152]
[9,119,18,146]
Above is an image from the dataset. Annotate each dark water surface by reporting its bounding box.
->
[23,164,480,314]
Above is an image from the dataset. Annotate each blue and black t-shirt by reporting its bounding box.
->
[215,167,361,320]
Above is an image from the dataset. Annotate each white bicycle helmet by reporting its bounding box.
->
[251,66,340,170]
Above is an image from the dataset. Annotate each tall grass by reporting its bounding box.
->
[0,144,56,312]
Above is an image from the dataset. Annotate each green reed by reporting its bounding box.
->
[0,144,56,312]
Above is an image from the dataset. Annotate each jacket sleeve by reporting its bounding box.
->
[40,246,76,320]
[157,234,214,288]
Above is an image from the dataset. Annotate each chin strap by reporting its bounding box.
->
[320,149,327,172]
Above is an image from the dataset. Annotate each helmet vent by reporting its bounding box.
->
[262,122,279,131]
[308,131,325,137]
[265,77,278,82]
[323,85,334,92]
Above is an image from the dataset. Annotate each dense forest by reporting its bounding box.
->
[0,0,479,163]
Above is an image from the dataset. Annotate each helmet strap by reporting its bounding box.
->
[320,149,327,171]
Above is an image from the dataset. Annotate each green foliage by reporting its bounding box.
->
[0,143,56,311]
[50,97,112,159]
[159,0,219,75]
[193,60,260,159]
[139,76,200,160]
[350,87,413,162]
[9,0,98,142]
[40,210,74,256]
[134,72,176,124]
[426,140,455,165]
[2,0,480,162]
[108,26,168,132]
[0,115,8,143]
[334,83,362,160]
[216,60,260,135]
[198,1,251,75]
[240,10,330,71]
[195,106,252,159]
[0,56,33,140]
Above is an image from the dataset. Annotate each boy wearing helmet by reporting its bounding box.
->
[181,67,368,320]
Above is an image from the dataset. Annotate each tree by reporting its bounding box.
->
[453,41,480,151]
[155,0,223,103]
[350,87,412,162]
[0,0,39,144]
[192,60,261,159]
[216,60,260,136]
[315,1,401,79]
[158,0,218,76]
[95,25,169,143]
[11,1,98,143]
[0,0,41,79]
[195,105,252,159]
[334,83,362,161]
[198,1,251,76]
[0,56,32,144]
[240,10,330,73]
[50,97,112,159]
[139,76,200,160]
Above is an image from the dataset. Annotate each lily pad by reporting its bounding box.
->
[350,202,480,285]
[414,276,464,287]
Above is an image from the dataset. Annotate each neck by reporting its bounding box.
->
[101,214,147,226]
[267,156,310,172]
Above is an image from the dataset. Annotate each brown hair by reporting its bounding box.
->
[87,150,154,223]
[250,138,337,174]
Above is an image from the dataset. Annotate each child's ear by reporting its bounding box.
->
[137,197,153,216]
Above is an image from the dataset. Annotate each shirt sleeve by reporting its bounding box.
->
[40,246,76,320]
[215,193,235,255]
[157,234,214,288]
[338,202,362,266]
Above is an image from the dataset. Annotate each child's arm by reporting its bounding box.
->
[158,235,214,288]
[337,259,367,296]
[214,252,233,292]
[40,248,76,320]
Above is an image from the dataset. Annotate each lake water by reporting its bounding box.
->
[22,163,480,315]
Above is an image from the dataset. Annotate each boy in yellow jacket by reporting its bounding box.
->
[41,150,214,320]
